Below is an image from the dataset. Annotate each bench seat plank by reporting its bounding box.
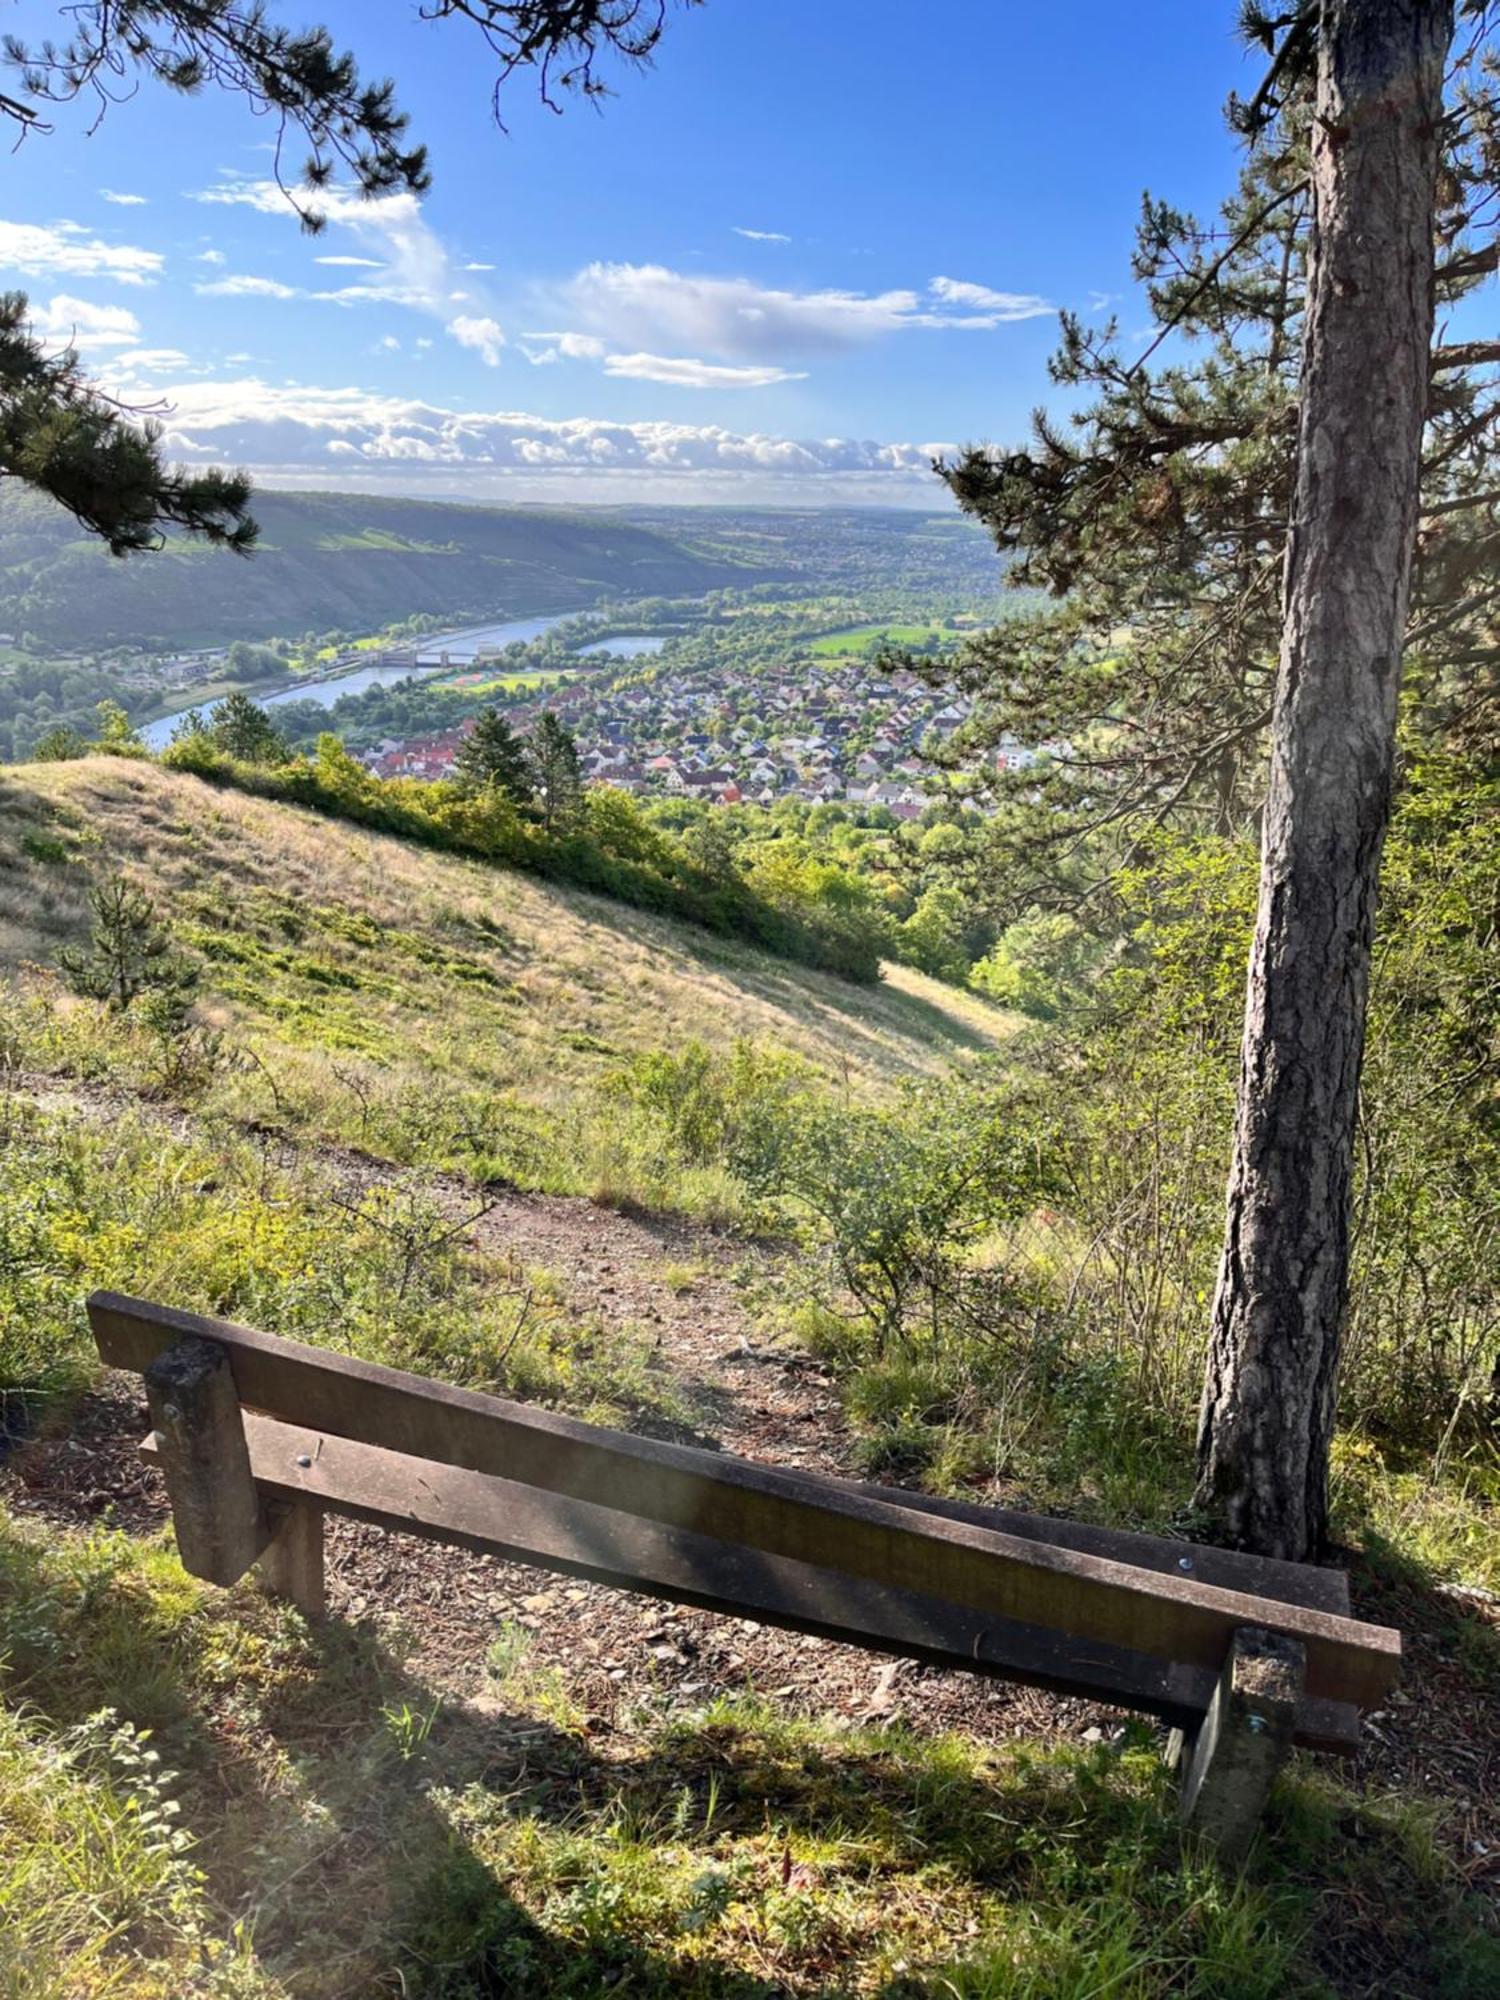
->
[93,1293,1397,1708]
[842,1479,1352,1616]
[142,1412,1360,1752]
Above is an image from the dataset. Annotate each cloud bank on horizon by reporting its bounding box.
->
[88,371,961,507]
[2,162,1052,506]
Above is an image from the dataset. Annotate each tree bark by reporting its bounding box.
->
[1196,0,1452,1561]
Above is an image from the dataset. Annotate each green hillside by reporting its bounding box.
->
[1,756,1496,2000]
[0,488,772,651]
[0,758,1015,1191]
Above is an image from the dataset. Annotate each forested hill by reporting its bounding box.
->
[0,487,774,650]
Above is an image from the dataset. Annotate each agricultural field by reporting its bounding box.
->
[433,666,585,697]
[807,622,953,657]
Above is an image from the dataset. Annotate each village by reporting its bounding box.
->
[361,646,1048,815]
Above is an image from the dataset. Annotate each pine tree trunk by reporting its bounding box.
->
[1195,0,1452,1561]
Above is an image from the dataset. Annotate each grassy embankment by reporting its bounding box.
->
[1,759,1008,1208]
[0,756,1495,1998]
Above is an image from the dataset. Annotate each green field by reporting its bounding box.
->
[433,665,583,695]
[807,621,949,656]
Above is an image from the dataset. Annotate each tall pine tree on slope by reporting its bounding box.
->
[937,0,1499,917]
[529,711,584,833]
[941,0,1493,1556]
[1198,0,1455,1559]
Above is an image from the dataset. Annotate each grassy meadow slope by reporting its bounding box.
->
[0,488,771,651]
[0,758,1013,1201]
[1,758,1496,1998]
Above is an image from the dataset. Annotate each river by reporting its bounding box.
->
[138,611,578,749]
[576,635,668,659]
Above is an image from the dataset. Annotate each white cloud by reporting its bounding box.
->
[190,179,458,318]
[378,335,401,352]
[111,346,192,371]
[188,178,517,380]
[27,293,143,349]
[520,329,608,366]
[124,372,949,502]
[100,190,149,207]
[198,273,300,299]
[556,261,1049,363]
[462,260,496,272]
[197,249,227,266]
[562,261,924,359]
[928,275,1052,319]
[447,314,505,365]
[734,227,791,244]
[0,220,162,285]
[603,351,806,388]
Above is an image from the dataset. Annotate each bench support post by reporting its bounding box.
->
[258,1498,326,1620]
[1170,1624,1306,1865]
[144,1337,270,1587]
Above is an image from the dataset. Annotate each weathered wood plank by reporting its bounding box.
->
[845,1478,1352,1616]
[97,1297,1341,1616]
[1174,1625,1306,1863]
[258,1497,326,1620]
[842,1477,1358,1756]
[141,1337,270,1587]
[142,1413,1358,1751]
[93,1292,1398,1706]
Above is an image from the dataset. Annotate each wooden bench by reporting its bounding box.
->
[87,1290,1400,1864]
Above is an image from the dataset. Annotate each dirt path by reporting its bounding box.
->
[3,1073,1083,1742]
[4,1074,1497,1875]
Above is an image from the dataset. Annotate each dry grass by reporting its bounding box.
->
[1,759,1015,1078]
[0,760,1019,1206]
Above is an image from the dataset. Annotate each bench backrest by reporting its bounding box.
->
[89,1290,1400,1734]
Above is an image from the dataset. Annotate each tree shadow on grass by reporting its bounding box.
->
[1341,1522,1500,1691]
[4,1505,1498,1999]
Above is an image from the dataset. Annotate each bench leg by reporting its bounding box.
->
[258,1498,326,1620]
[1170,1624,1306,1865]
[144,1337,270,1587]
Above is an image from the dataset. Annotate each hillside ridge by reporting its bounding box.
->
[0,758,1016,1145]
[0,487,775,651]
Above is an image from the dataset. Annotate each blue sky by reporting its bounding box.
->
[1,1,1261,506]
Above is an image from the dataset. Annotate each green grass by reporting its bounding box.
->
[314,530,456,554]
[1,1508,1495,1999]
[2,757,1497,1999]
[432,667,583,695]
[0,759,1015,1218]
[806,623,948,657]
[0,1102,695,1441]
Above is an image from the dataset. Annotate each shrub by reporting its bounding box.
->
[59,876,195,1014]
[157,740,888,983]
[971,910,1105,1019]
[610,1038,812,1168]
